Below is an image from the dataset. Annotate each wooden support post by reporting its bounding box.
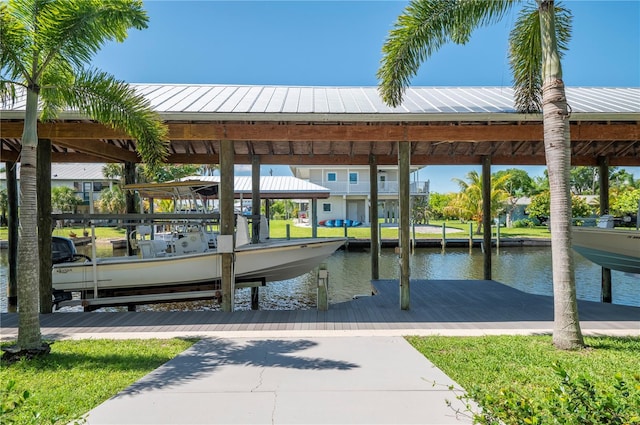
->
[124,162,137,256]
[598,156,612,303]
[311,198,318,238]
[37,139,53,313]
[251,287,259,310]
[6,161,18,312]
[286,224,290,240]
[220,139,235,312]
[482,156,492,280]
[399,141,410,310]
[369,157,380,280]
[317,265,328,311]
[265,199,271,223]
[251,155,260,310]
[469,223,473,248]
[251,155,261,244]
[441,222,446,248]
[411,222,416,253]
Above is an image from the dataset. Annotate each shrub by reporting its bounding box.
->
[462,364,640,424]
[512,219,535,228]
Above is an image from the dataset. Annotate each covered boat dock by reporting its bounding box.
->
[2,85,639,311]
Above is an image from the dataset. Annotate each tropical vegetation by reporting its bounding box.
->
[443,171,510,234]
[408,335,640,425]
[51,186,82,213]
[377,0,583,349]
[0,0,168,356]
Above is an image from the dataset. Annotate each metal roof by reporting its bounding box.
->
[1,84,638,167]
[181,176,331,199]
[1,85,639,121]
[0,163,114,181]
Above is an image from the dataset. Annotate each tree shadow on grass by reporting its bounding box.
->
[118,338,360,395]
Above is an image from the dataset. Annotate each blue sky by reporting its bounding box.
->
[92,0,640,193]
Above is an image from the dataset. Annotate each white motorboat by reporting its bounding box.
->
[52,234,346,294]
[51,180,346,301]
[572,217,640,274]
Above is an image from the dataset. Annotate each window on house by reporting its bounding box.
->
[82,182,92,201]
[349,172,358,184]
[323,203,331,212]
[327,172,337,182]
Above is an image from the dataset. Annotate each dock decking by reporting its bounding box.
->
[1,280,638,339]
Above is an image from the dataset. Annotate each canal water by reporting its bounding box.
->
[1,245,638,312]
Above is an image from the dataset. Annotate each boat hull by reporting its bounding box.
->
[572,228,640,274]
[52,238,346,293]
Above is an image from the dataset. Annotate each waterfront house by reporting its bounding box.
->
[0,163,117,214]
[290,165,429,225]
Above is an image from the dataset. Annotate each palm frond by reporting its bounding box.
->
[51,68,168,170]
[38,62,75,120]
[378,0,519,107]
[0,1,33,85]
[36,0,148,77]
[509,2,572,113]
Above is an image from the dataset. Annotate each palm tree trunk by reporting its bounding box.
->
[17,88,43,350]
[539,1,583,349]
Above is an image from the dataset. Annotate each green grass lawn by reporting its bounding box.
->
[1,339,195,424]
[0,226,127,241]
[266,219,552,239]
[407,335,640,424]
[0,219,550,242]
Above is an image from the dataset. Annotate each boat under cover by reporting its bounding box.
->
[52,237,346,294]
[571,227,640,275]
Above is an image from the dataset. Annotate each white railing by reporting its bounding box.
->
[317,180,429,195]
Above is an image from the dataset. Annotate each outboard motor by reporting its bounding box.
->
[52,236,78,264]
[51,236,80,309]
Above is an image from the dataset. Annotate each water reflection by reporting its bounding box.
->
[1,245,638,312]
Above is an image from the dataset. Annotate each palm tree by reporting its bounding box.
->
[0,0,168,355]
[378,0,583,349]
[445,171,510,234]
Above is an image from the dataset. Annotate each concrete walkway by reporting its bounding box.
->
[84,336,472,424]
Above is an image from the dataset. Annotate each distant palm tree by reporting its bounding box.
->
[51,186,82,213]
[0,0,168,355]
[445,171,510,234]
[378,0,583,349]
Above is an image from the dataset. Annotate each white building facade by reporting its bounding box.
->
[290,165,429,225]
[0,163,117,213]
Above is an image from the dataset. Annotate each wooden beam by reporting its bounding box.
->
[0,121,127,139]
[1,147,626,167]
[52,139,138,162]
[2,120,638,142]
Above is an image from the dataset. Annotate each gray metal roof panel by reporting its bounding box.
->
[0,163,114,181]
[2,84,639,120]
[182,175,330,193]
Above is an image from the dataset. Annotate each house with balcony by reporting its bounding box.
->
[0,163,117,214]
[290,165,429,225]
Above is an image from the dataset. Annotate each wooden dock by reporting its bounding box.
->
[1,280,638,339]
